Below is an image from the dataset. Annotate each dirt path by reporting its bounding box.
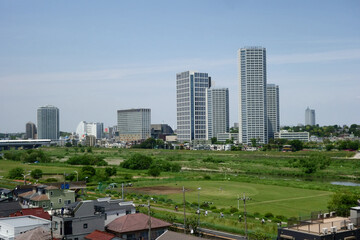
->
[352,152,360,159]
[247,192,332,206]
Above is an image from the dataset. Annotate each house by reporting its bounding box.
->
[106,213,171,240]
[0,188,14,200]
[9,207,51,220]
[277,207,360,240]
[0,215,51,240]
[14,226,51,240]
[0,201,22,218]
[93,198,136,225]
[84,230,119,240]
[18,184,75,210]
[52,200,106,240]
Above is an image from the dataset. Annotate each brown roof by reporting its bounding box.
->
[45,186,58,190]
[156,230,204,240]
[31,194,49,201]
[84,230,116,240]
[9,207,51,220]
[18,191,34,198]
[14,227,51,240]
[106,213,171,234]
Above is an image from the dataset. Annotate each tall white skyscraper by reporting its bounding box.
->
[305,107,316,126]
[117,108,151,142]
[267,84,280,140]
[206,88,229,140]
[176,71,211,142]
[37,105,59,140]
[76,121,104,140]
[238,47,268,144]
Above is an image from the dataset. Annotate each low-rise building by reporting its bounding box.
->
[216,133,238,143]
[18,185,75,210]
[277,207,360,240]
[52,200,106,240]
[106,213,171,240]
[93,198,135,225]
[0,215,51,240]
[275,130,309,142]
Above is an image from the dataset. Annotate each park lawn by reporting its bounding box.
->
[136,180,332,218]
[0,159,81,177]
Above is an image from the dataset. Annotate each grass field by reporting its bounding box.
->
[127,180,332,218]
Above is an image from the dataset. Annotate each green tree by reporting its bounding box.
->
[105,167,117,177]
[211,137,217,144]
[120,153,153,170]
[328,191,360,216]
[250,138,257,147]
[30,169,43,179]
[289,140,303,151]
[8,167,24,179]
[65,142,72,147]
[148,166,161,177]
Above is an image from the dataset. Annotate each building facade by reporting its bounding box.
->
[176,71,211,142]
[76,121,104,140]
[117,109,151,142]
[238,47,268,145]
[267,84,280,140]
[37,105,59,140]
[305,107,316,126]
[206,88,229,140]
[274,130,310,142]
[25,122,37,139]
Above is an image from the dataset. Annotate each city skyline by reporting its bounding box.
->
[1,1,359,132]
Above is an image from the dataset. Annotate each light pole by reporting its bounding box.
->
[74,171,78,182]
[239,193,251,239]
[183,186,186,234]
[197,187,201,227]
[22,171,31,185]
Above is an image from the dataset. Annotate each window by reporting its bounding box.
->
[83,223,88,229]
[65,200,71,204]
[50,191,53,196]
[58,198,62,203]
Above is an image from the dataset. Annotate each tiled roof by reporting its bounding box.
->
[14,226,51,240]
[106,213,171,234]
[9,207,51,220]
[84,230,116,240]
[0,201,22,217]
[31,194,49,201]
[18,191,34,198]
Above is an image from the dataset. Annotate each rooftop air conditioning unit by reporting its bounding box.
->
[348,223,354,230]
[331,226,337,233]
[322,228,328,234]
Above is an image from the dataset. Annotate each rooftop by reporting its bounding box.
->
[0,215,50,228]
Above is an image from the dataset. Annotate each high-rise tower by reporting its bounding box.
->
[206,88,229,140]
[25,122,37,139]
[176,71,211,142]
[37,105,60,140]
[305,107,316,126]
[117,108,151,142]
[238,47,268,144]
[267,84,280,140]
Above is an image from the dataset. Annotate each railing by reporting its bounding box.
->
[288,217,360,234]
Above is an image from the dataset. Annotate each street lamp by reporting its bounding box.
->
[22,171,31,185]
[197,187,201,226]
[74,171,78,182]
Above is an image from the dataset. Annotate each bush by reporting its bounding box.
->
[30,169,43,179]
[105,167,117,177]
[121,153,153,170]
[203,175,211,180]
[264,212,274,219]
[229,207,238,214]
[148,166,161,177]
[8,167,24,179]
[45,178,58,183]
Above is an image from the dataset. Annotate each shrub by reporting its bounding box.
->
[203,175,211,180]
[264,212,274,219]
[121,153,153,170]
[8,167,24,179]
[229,207,238,214]
[45,178,58,183]
[148,166,161,177]
[30,169,43,179]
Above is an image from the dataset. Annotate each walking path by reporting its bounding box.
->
[247,193,332,206]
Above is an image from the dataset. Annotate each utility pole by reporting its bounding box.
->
[121,183,124,200]
[148,199,151,240]
[183,186,186,234]
[239,193,251,239]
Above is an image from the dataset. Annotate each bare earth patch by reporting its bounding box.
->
[130,186,185,194]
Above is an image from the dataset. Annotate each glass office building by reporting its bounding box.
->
[267,84,280,140]
[176,71,211,142]
[37,105,60,140]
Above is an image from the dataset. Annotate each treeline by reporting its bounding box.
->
[282,124,360,137]
[66,154,108,166]
[120,153,181,176]
[3,149,51,163]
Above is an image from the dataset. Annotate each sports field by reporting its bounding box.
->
[128,180,332,218]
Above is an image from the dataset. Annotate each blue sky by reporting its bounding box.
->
[1,0,359,132]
